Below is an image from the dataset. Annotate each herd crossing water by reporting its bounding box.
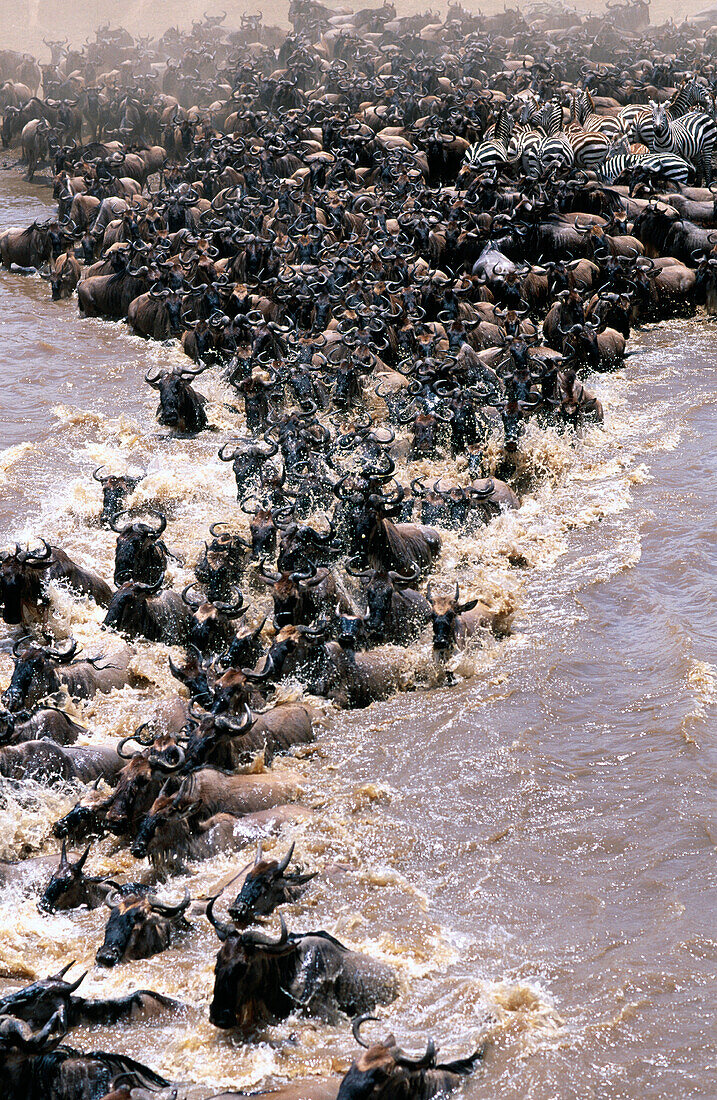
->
[0,8,716,1100]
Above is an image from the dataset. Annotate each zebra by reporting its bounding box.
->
[571,89,625,142]
[459,109,512,178]
[665,78,713,118]
[650,100,717,184]
[598,152,693,186]
[567,128,611,170]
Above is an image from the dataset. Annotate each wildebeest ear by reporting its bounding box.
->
[457,599,479,613]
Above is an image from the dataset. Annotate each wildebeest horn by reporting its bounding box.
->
[25,539,54,565]
[205,894,233,941]
[45,639,79,663]
[394,1039,438,1068]
[213,703,253,734]
[276,842,295,874]
[241,654,274,682]
[109,509,131,534]
[116,736,140,759]
[241,913,289,949]
[352,1014,380,1048]
[147,886,190,916]
[75,842,92,871]
[214,589,246,618]
[12,636,34,658]
[181,583,204,609]
[92,466,107,483]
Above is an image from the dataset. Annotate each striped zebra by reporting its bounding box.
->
[524,133,575,176]
[651,101,717,183]
[459,109,512,177]
[508,128,542,173]
[571,89,626,142]
[597,152,693,185]
[619,81,714,156]
[665,79,713,118]
[567,128,611,170]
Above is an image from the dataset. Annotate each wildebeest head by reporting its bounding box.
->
[336,1015,486,1100]
[207,915,296,1029]
[209,657,274,714]
[145,363,208,433]
[110,511,168,586]
[427,583,480,653]
[255,558,324,628]
[38,841,93,912]
[218,438,280,498]
[276,516,337,573]
[102,576,166,639]
[1,637,79,712]
[195,522,250,598]
[46,248,79,299]
[181,583,247,654]
[0,962,87,1026]
[130,786,193,862]
[228,842,316,928]
[223,616,267,671]
[104,728,185,836]
[168,645,212,705]
[0,541,55,625]
[53,782,111,842]
[181,702,253,771]
[92,467,143,527]
[95,887,189,967]
[347,560,419,641]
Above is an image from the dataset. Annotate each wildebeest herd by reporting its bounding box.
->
[1,0,717,1095]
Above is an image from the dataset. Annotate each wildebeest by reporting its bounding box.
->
[335,1015,486,1100]
[428,583,510,654]
[1,638,135,711]
[104,729,187,837]
[38,842,129,912]
[46,250,82,300]
[0,705,84,746]
[145,363,210,433]
[182,703,315,771]
[131,768,303,865]
[53,783,114,843]
[0,739,122,784]
[0,963,176,1028]
[110,510,170,586]
[0,221,53,268]
[345,560,431,643]
[0,540,112,625]
[226,842,316,928]
[207,916,398,1030]
[103,577,192,645]
[95,887,190,967]
[92,466,143,526]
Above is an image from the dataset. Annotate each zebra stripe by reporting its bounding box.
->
[651,103,717,182]
[597,152,692,185]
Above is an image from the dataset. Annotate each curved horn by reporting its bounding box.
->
[276,841,295,874]
[205,894,233,941]
[352,1014,380,1049]
[147,886,190,916]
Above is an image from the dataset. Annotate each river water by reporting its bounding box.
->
[0,173,715,1099]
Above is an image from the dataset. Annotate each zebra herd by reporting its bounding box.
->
[462,80,717,187]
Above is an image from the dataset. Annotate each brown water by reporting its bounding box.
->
[1,172,716,1098]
